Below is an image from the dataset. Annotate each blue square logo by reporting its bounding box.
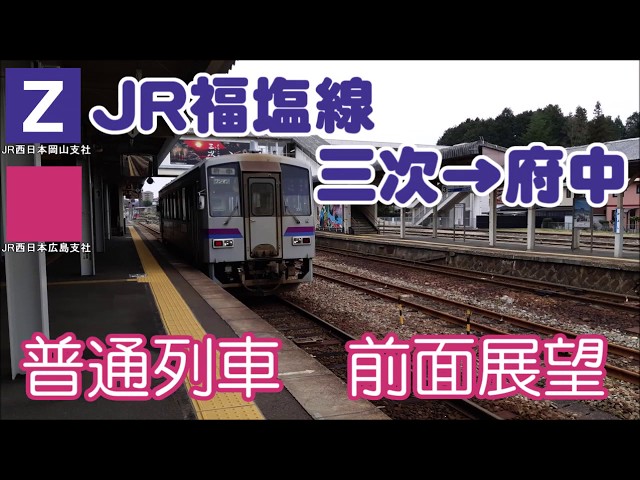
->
[5,68,81,144]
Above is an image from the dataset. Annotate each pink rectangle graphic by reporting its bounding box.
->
[6,166,82,242]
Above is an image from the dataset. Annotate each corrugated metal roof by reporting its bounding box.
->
[292,135,330,161]
[440,139,507,160]
[566,137,639,161]
[296,136,481,164]
[324,138,443,150]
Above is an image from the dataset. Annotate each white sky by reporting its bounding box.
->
[144,60,640,196]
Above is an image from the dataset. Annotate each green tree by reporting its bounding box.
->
[438,117,485,145]
[587,101,618,142]
[512,110,534,145]
[523,104,568,145]
[436,104,633,148]
[490,107,517,147]
[142,200,152,207]
[613,116,625,139]
[624,112,639,138]
[566,106,589,146]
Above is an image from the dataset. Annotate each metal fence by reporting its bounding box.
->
[378,217,460,231]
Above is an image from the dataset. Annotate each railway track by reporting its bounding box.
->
[317,246,640,313]
[243,295,503,420]
[136,221,160,236]
[313,264,640,385]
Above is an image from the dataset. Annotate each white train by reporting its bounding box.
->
[159,153,315,294]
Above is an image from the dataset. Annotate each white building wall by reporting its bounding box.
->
[295,149,319,178]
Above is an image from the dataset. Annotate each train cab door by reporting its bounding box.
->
[244,174,281,259]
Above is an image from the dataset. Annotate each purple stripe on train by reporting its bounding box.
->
[204,228,243,239]
[284,226,315,236]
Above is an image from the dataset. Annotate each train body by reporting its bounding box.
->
[159,153,314,293]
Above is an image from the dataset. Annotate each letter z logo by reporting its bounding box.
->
[5,68,81,144]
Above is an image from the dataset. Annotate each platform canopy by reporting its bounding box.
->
[38,60,236,191]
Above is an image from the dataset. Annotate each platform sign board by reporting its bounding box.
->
[573,196,591,229]
[317,204,343,231]
[169,137,252,166]
[454,203,465,226]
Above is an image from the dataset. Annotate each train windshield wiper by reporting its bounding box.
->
[285,204,301,224]
[223,204,238,225]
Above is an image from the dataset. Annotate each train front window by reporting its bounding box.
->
[208,164,240,217]
[250,182,275,216]
[281,164,311,216]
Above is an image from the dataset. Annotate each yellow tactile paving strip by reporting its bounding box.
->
[128,226,264,420]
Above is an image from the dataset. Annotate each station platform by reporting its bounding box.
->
[316,230,639,295]
[0,226,388,421]
[319,230,640,265]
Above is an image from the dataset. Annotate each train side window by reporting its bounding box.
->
[251,182,274,216]
[172,193,176,219]
[182,188,187,221]
[281,164,311,216]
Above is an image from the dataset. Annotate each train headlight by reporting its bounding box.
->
[292,237,311,245]
[213,239,234,248]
